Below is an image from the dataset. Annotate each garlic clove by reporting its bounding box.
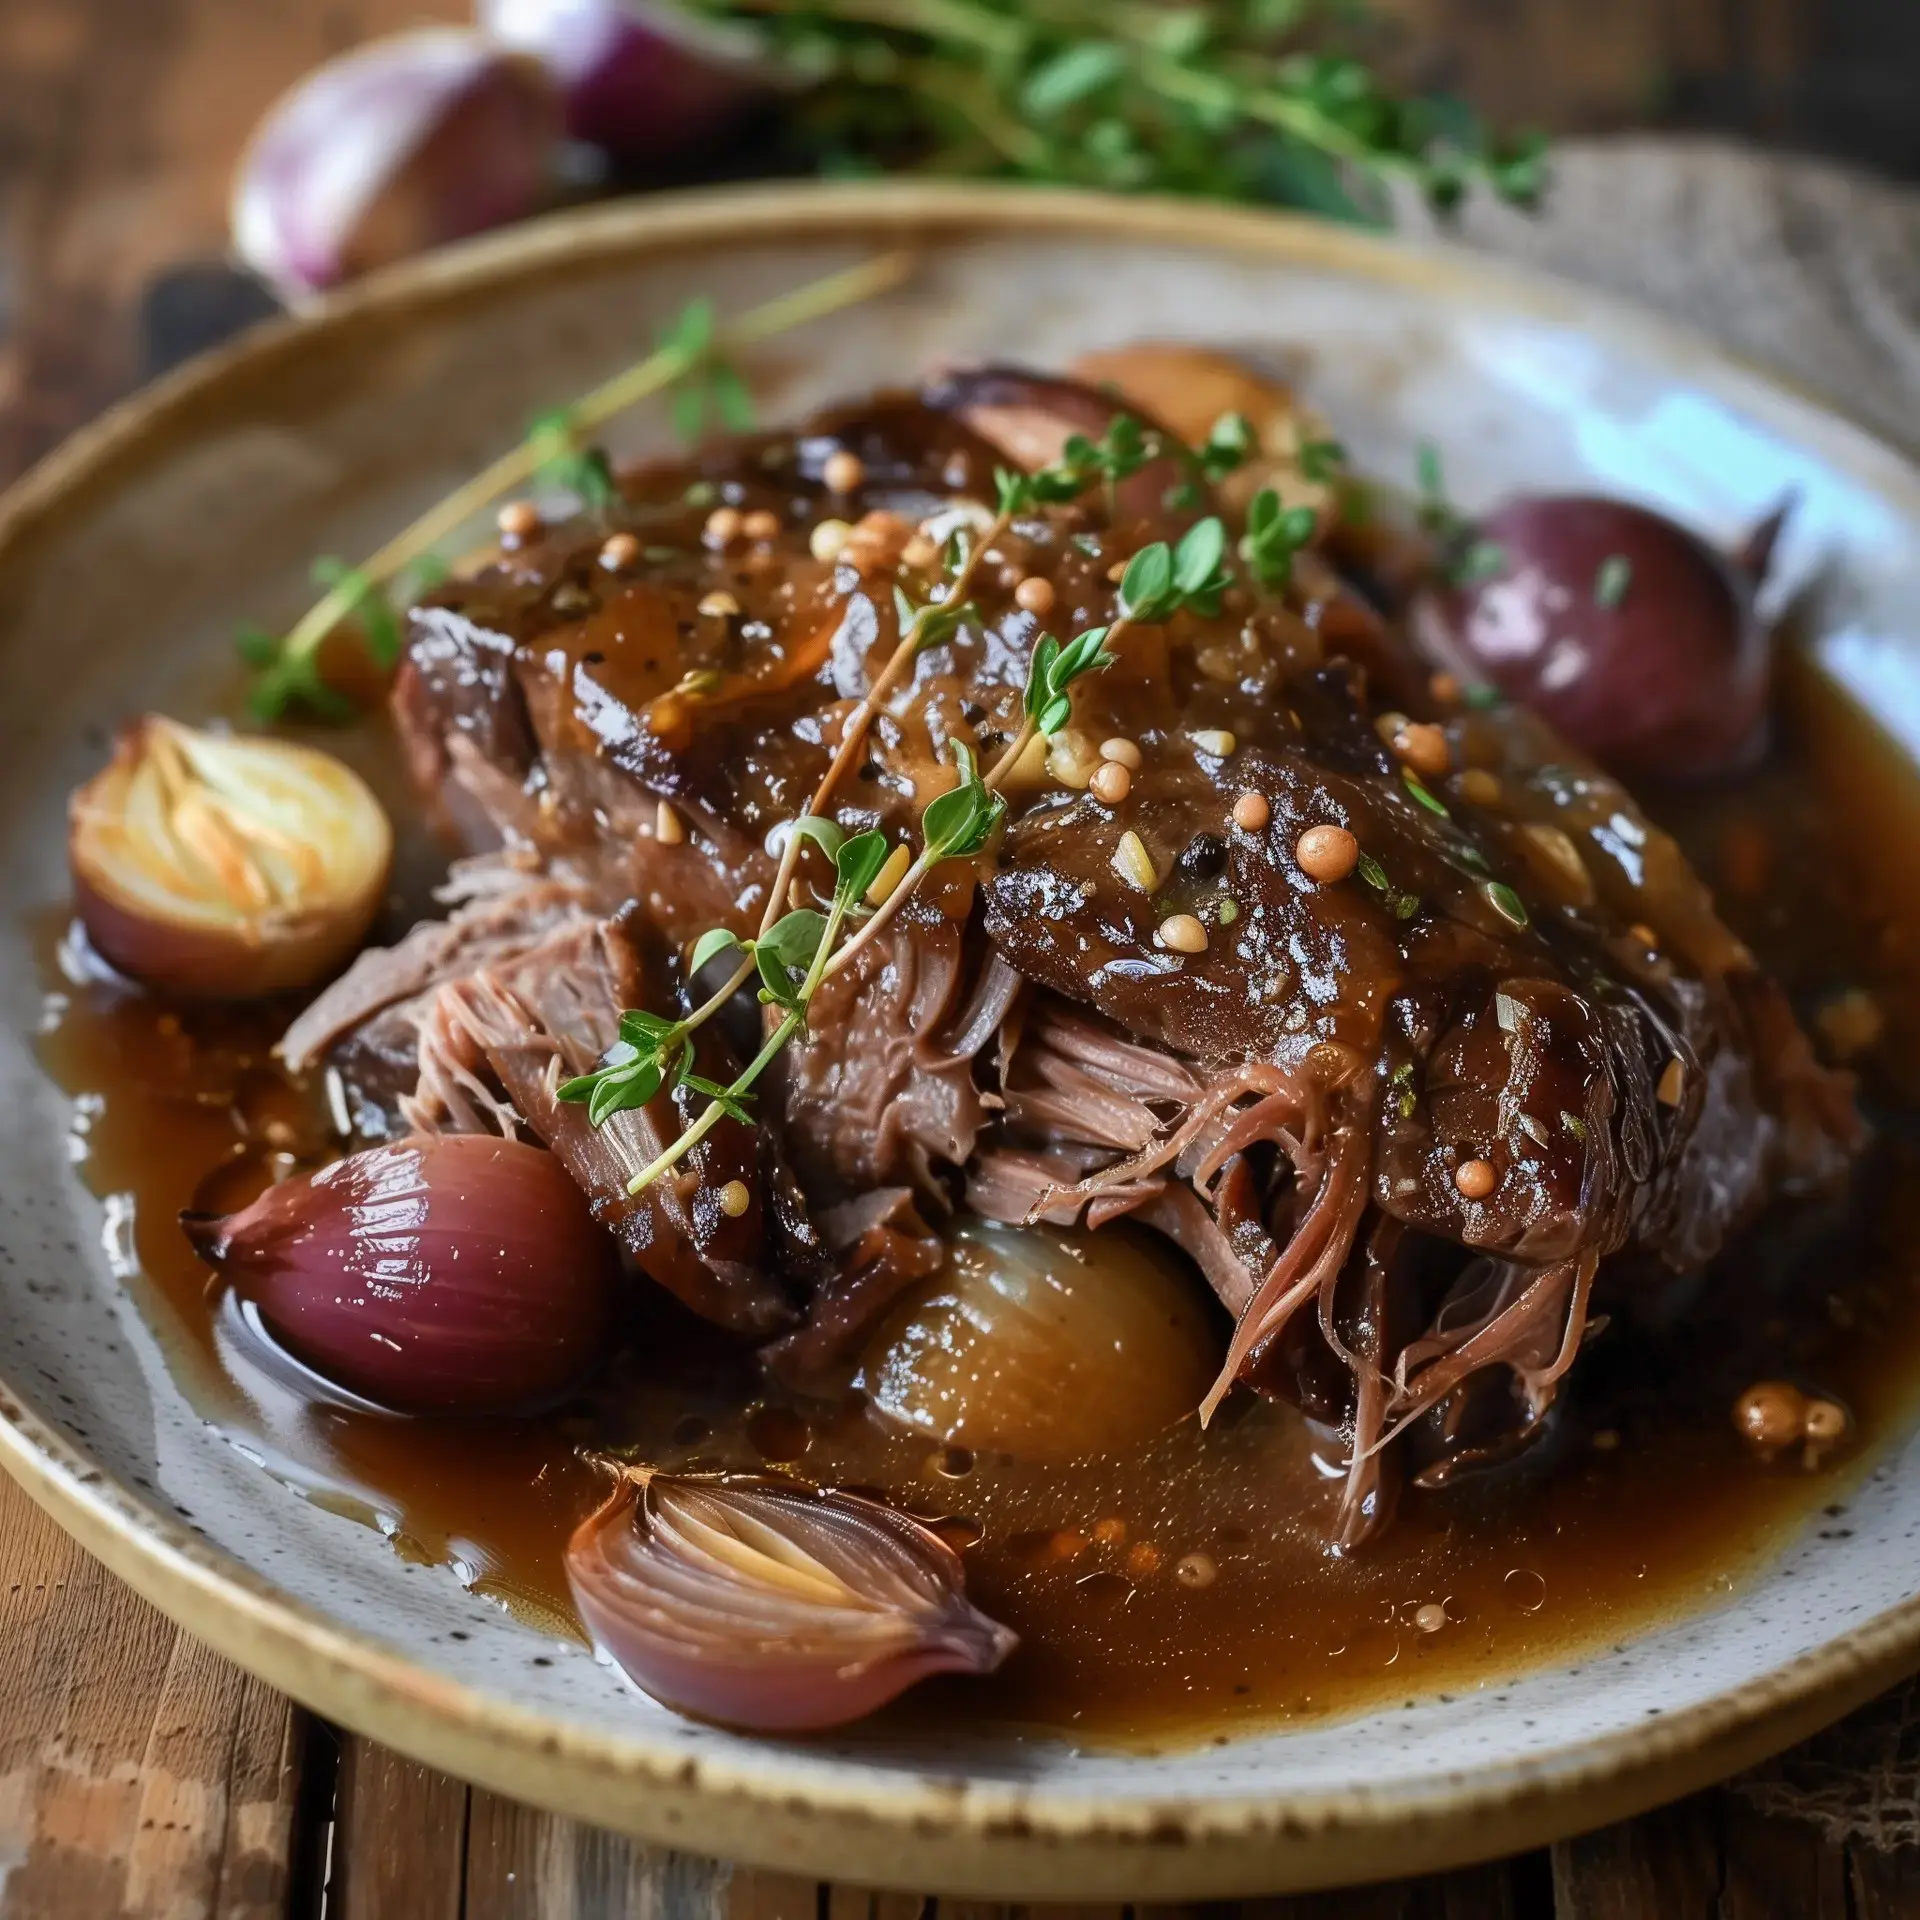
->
[231,28,561,301]
[70,716,392,999]
[567,1472,1016,1730]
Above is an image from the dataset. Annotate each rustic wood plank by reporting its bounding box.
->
[331,1742,468,1920]
[0,1471,303,1920]
[823,1889,930,1920]
[1848,1840,1920,1920]
[1716,1794,1848,1920]
[1548,1795,1721,1919]
[464,1792,814,1920]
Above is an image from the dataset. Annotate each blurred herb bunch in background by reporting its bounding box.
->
[692,0,1545,218]
[235,0,1544,301]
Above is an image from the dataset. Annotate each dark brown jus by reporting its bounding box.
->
[1413,495,1786,780]
[184,1134,618,1414]
[567,1471,1016,1730]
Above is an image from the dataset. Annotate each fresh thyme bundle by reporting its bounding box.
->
[682,0,1545,220]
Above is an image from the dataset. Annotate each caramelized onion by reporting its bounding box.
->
[862,1220,1221,1460]
[71,717,392,999]
[183,1135,617,1414]
[567,1472,1015,1729]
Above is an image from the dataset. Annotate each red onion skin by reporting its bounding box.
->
[479,0,762,161]
[1418,495,1775,780]
[568,1476,1017,1730]
[232,31,560,298]
[184,1135,617,1414]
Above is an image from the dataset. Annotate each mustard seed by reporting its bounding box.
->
[1454,1158,1498,1201]
[497,499,542,542]
[822,449,865,494]
[1294,824,1359,884]
[1158,913,1208,954]
[1232,791,1271,833]
[1735,1380,1807,1454]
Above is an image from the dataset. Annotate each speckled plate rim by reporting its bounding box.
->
[4,180,1920,1898]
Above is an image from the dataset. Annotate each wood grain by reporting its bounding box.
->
[0,1472,302,1919]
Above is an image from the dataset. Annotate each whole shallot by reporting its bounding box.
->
[232,29,561,299]
[184,1134,618,1414]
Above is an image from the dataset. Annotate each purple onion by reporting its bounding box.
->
[477,0,765,162]
[231,28,561,299]
[184,1135,618,1413]
[569,1472,1016,1729]
[1416,496,1787,781]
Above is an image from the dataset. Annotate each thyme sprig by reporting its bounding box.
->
[565,425,1258,1195]
[682,0,1544,221]
[240,253,914,720]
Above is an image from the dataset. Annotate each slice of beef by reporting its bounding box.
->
[771,905,993,1203]
[405,912,795,1336]
[279,863,601,1133]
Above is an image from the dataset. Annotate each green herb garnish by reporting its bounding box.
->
[1484,880,1531,929]
[1593,553,1633,609]
[239,254,914,719]
[680,0,1545,223]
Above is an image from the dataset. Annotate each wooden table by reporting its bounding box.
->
[6,3,1920,1913]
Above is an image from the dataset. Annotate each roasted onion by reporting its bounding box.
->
[231,29,560,299]
[567,1471,1015,1729]
[183,1134,617,1414]
[1069,341,1337,521]
[1415,495,1785,780]
[70,717,392,999]
[862,1220,1221,1460]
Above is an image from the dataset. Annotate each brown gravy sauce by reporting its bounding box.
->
[33,656,1920,1749]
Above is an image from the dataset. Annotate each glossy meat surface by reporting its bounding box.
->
[299,355,1859,1544]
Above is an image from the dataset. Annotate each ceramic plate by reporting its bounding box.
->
[4,183,1920,1899]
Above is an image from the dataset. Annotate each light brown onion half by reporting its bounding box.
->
[567,1472,1016,1730]
[71,716,392,999]
[861,1219,1221,1461]
[1067,341,1337,522]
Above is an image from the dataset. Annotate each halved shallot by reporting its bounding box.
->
[184,1134,618,1414]
[70,717,391,999]
[567,1471,1016,1729]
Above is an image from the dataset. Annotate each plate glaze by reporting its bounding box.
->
[3,183,1920,1898]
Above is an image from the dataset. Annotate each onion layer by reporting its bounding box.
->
[70,717,392,1000]
[184,1135,617,1414]
[568,1472,1015,1729]
[862,1219,1221,1460]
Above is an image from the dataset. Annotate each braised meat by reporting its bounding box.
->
[292,353,1859,1546]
